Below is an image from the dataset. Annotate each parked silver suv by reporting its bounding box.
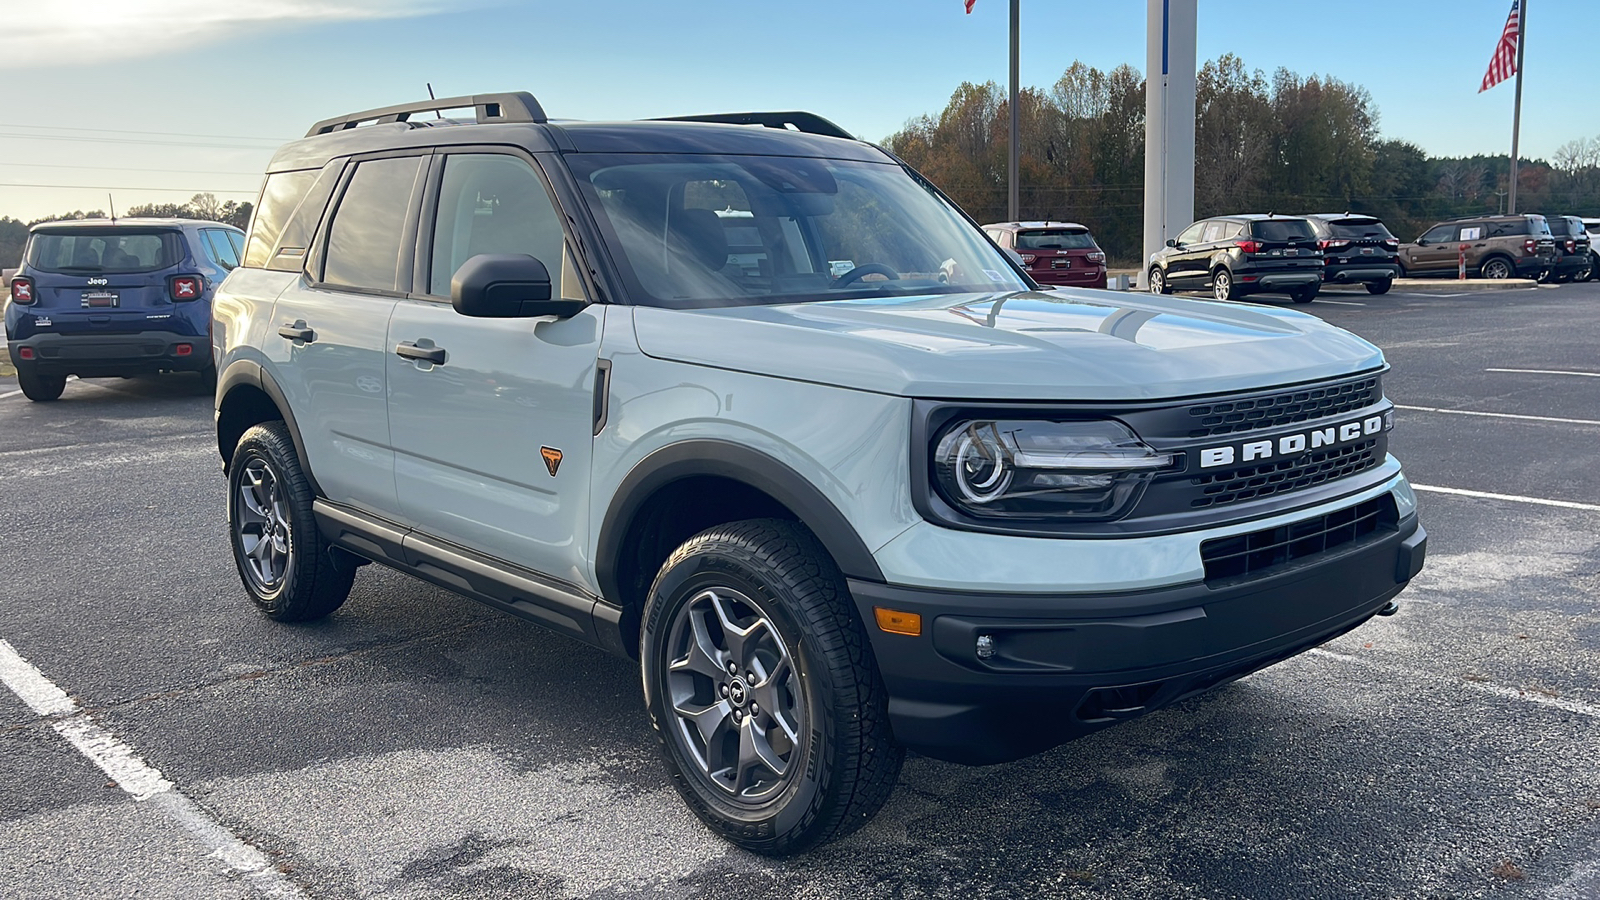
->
[213,92,1426,854]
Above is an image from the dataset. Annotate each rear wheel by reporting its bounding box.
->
[1365,279,1393,295]
[1480,257,1513,280]
[641,519,902,855]
[1586,252,1599,282]
[228,421,354,621]
[17,368,66,402]
[1211,268,1237,301]
[1290,284,1318,304]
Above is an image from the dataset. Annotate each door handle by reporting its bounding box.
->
[277,322,314,343]
[395,341,446,365]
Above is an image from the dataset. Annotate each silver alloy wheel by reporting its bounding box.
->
[664,586,806,801]
[235,457,292,590]
[1213,270,1232,301]
[1483,258,1512,279]
[1149,268,1165,294]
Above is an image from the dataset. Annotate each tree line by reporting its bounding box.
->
[0,193,252,270]
[883,54,1600,264]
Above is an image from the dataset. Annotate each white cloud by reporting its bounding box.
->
[1,0,446,68]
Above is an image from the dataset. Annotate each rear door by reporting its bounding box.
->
[266,153,427,519]
[386,150,604,589]
[21,227,189,336]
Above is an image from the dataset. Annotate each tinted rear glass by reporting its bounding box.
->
[1546,216,1580,236]
[1251,220,1315,241]
[27,229,182,273]
[1325,218,1394,239]
[1014,230,1095,250]
[1526,216,1552,236]
[243,169,317,268]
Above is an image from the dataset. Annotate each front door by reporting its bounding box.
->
[1408,223,1461,274]
[1167,220,1210,287]
[386,151,604,591]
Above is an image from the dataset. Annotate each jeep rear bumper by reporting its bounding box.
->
[849,515,1425,765]
[9,330,212,377]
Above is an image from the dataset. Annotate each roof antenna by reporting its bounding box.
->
[108,192,117,224]
[426,83,442,119]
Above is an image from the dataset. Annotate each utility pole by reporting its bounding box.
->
[1008,0,1020,222]
[1508,0,1527,214]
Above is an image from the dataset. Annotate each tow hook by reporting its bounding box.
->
[1377,600,1401,617]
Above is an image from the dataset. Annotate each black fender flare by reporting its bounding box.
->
[215,358,321,495]
[595,440,886,606]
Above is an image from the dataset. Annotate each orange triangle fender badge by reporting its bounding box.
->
[540,446,563,477]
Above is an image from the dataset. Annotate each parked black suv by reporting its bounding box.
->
[1304,214,1401,294]
[1545,215,1592,283]
[4,218,241,400]
[1148,214,1323,303]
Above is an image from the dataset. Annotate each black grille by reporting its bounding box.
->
[1189,440,1380,509]
[1186,376,1381,438]
[1200,494,1397,582]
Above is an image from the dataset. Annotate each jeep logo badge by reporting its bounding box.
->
[86,277,108,286]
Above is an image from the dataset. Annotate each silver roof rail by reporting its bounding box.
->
[306,92,547,137]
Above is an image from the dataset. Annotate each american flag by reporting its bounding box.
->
[1479,0,1521,92]
[964,0,976,12]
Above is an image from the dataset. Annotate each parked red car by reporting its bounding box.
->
[982,221,1108,288]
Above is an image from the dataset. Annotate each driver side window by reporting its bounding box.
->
[1420,224,1456,243]
[429,154,568,299]
[1176,222,1207,245]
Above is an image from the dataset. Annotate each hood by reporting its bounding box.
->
[631,289,1386,401]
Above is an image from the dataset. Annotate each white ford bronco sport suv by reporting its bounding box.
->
[213,92,1426,854]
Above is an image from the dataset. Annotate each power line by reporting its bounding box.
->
[0,122,289,143]
[0,183,256,195]
[0,133,279,151]
[1,161,264,176]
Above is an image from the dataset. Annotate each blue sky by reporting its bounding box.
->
[0,0,1592,222]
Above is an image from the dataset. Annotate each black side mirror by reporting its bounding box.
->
[1165,238,1177,248]
[450,254,586,319]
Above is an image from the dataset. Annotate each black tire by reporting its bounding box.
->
[1148,266,1171,295]
[1211,268,1237,301]
[1480,256,1514,280]
[1365,279,1393,295]
[1586,253,1599,282]
[1535,267,1554,284]
[17,368,66,402]
[641,518,902,855]
[227,421,354,622]
[1290,284,1318,304]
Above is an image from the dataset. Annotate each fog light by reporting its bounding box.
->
[174,344,193,356]
[18,347,34,360]
[975,634,996,659]
[874,607,922,636]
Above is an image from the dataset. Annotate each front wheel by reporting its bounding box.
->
[228,421,354,621]
[1148,266,1171,294]
[16,367,66,402]
[1365,279,1393,295]
[641,519,902,855]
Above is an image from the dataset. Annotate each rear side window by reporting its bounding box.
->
[200,228,241,270]
[1251,219,1315,242]
[1326,218,1394,240]
[322,156,424,292]
[27,229,183,273]
[1015,230,1094,250]
[266,160,346,273]
[243,170,317,268]
[1487,219,1526,237]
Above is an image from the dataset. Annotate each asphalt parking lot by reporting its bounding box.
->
[2,283,1598,900]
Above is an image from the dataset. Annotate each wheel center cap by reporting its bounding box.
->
[728,679,748,707]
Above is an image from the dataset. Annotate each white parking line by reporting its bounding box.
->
[1410,484,1600,512]
[1310,648,1600,719]
[1316,299,1367,307]
[1486,367,1600,378]
[1395,404,1600,427]
[0,638,308,899]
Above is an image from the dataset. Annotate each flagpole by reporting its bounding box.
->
[1508,0,1526,214]
[1008,0,1020,222]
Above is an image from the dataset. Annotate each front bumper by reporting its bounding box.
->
[852,513,1425,765]
[8,330,212,377]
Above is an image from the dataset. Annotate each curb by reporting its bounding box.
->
[1324,278,1537,293]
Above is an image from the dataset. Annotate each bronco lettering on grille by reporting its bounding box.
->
[1198,413,1389,469]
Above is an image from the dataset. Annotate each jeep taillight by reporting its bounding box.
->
[168,275,202,302]
[1087,251,1105,262]
[1019,254,1036,265]
[10,277,34,305]
[1237,240,1263,254]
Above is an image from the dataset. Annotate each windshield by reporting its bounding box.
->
[570,154,1029,308]
[1015,229,1095,250]
[27,228,183,273]
[1326,218,1394,239]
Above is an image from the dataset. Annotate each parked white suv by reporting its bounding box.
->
[213,92,1426,854]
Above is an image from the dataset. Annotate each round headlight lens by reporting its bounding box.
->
[941,421,1014,504]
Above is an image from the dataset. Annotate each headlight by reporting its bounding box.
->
[932,419,1174,520]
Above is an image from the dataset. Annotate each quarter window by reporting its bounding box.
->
[429,154,567,298]
[323,156,424,292]
[201,229,241,270]
[243,169,316,269]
